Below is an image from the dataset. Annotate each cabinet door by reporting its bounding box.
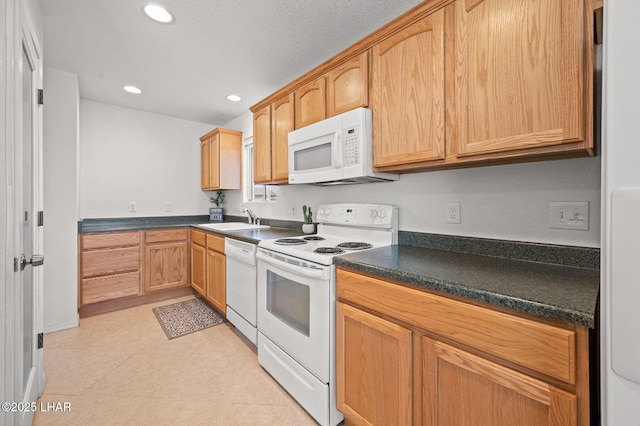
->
[336,302,412,426]
[208,132,220,189]
[190,243,206,297]
[371,10,446,169]
[205,249,226,316]
[201,139,210,190]
[422,336,577,425]
[455,0,586,158]
[218,130,242,189]
[271,93,294,183]
[253,106,272,184]
[295,77,326,129]
[144,241,188,293]
[327,52,369,117]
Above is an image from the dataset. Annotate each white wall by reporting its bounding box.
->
[224,111,601,248]
[43,68,79,333]
[601,1,640,424]
[79,100,215,218]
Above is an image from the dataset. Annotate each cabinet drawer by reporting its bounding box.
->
[206,233,225,252]
[81,247,140,278]
[191,229,206,246]
[81,231,140,250]
[145,228,188,244]
[337,269,576,384]
[81,271,140,305]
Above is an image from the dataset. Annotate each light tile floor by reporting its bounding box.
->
[34,295,318,425]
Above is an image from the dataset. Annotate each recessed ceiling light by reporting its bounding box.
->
[123,85,143,94]
[143,4,174,24]
[226,95,242,102]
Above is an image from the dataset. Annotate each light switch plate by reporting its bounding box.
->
[549,202,589,230]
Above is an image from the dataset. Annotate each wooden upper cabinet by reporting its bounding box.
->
[271,93,294,183]
[295,77,326,129]
[327,52,369,117]
[371,10,446,170]
[253,106,272,184]
[208,132,221,189]
[199,127,242,190]
[253,94,294,185]
[455,0,589,158]
[200,139,211,189]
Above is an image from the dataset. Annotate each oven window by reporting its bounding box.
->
[294,141,332,171]
[266,270,310,336]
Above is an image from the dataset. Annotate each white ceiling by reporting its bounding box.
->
[39,0,423,125]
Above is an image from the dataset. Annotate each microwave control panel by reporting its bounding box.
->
[343,127,359,166]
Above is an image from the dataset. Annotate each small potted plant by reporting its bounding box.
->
[209,191,225,222]
[302,205,315,234]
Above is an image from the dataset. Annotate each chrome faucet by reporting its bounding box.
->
[242,207,257,224]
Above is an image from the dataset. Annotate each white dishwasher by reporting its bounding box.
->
[225,237,258,345]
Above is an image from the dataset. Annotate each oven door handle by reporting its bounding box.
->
[257,251,325,279]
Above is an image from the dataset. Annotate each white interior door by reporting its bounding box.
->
[14,11,45,425]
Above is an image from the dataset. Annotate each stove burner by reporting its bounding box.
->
[337,242,373,250]
[314,247,345,254]
[303,236,325,241]
[274,238,308,245]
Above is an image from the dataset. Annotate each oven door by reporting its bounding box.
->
[256,248,333,383]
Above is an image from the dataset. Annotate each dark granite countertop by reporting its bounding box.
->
[334,244,600,328]
[78,215,306,243]
[192,225,303,244]
[78,215,211,233]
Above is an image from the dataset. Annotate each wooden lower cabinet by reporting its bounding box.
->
[336,268,590,425]
[205,248,226,315]
[79,228,191,314]
[144,229,189,293]
[336,302,412,426]
[422,337,577,425]
[79,231,141,306]
[190,228,226,316]
[190,239,207,297]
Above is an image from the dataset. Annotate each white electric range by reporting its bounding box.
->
[255,203,398,426]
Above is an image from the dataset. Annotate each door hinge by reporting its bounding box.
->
[38,211,44,226]
[37,333,44,349]
[38,89,44,105]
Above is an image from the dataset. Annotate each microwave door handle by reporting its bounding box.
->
[257,251,325,279]
[332,131,342,168]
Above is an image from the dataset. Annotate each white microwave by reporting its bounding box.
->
[287,107,399,185]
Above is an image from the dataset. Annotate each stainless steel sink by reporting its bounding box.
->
[197,222,270,231]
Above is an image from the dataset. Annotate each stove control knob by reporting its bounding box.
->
[324,207,332,216]
[318,207,326,216]
[369,209,378,219]
[378,209,387,219]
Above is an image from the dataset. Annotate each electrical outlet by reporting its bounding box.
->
[164,201,172,212]
[446,202,461,224]
[129,201,136,212]
[549,202,589,230]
